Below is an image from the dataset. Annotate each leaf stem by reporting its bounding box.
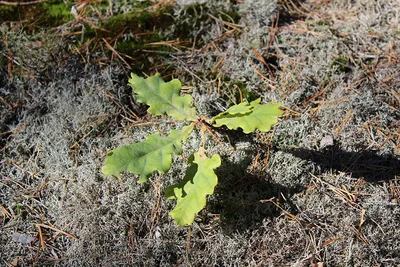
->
[201,124,206,148]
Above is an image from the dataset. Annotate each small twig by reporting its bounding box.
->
[150,177,163,237]
[185,226,191,266]
[202,121,223,145]
[128,218,136,252]
[200,124,206,148]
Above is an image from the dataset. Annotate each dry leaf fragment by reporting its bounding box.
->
[10,258,18,267]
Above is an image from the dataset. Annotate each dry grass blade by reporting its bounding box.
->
[260,197,298,222]
[211,55,225,72]
[36,224,46,249]
[35,224,78,240]
[0,95,13,110]
[250,63,281,94]
[314,97,349,107]
[303,83,332,106]
[251,48,275,79]
[283,24,328,39]
[0,203,12,218]
[70,115,110,149]
[102,38,131,70]
[310,173,358,206]
[37,178,73,195]
[359,208,366,228]
[208,13,244,30]
[202,122,222,145]
[345,224,370,247]
[0,122,29,153]
[333,108,353,135]
[150,0,175,9]
[147,40,193,51]
[390,180,400,204]
[321,236,343,247]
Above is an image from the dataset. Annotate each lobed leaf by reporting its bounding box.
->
[102,124,194,183]
[211,99,283,134]
[210,101,252,123]
[129,73,197,121]
[165,147,221,226]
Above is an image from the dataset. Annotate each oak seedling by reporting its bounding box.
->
[102,73,283,226]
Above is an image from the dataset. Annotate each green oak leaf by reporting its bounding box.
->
[129,73,197,121]
[166,147,221,226]
[211,98,283,134]
[102,124,194,183]
[210,101,253,123]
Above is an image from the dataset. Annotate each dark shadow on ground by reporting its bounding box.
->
[208,154,304,234]
[284,145,400,182]
[275,0,307,27]
[206,138,399,234]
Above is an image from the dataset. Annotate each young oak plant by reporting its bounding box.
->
[102,73,283,226]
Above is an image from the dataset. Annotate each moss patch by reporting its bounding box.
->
[0,0,73,28]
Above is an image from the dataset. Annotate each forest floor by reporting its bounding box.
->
[0,0,399,266]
